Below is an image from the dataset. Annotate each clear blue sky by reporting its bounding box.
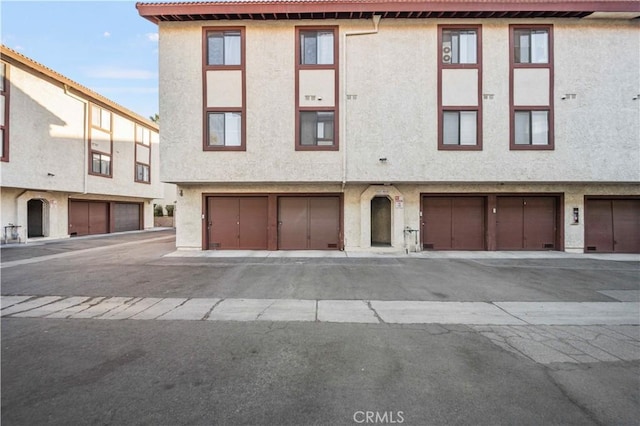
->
[2,1,162,120]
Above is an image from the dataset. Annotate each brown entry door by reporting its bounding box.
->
[207,197,268,250]
[278,197,340,250]
[586,199,640,253]
[496,197,557,250]
[422,197,485,250]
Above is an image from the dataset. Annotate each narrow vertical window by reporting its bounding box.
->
[510,25,553,150]
[135,124,152,183]
[203,27,245,151]
[438,26,482,151]
[0,61,7,162]
[89,104,113,177]
[296,27,339,151]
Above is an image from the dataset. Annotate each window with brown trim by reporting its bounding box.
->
[203,27,246,151]
[89,103,113,177]
[438,25,482,151]
[510,25,554,150]
[295,26,339,151]
[1,61,9,162]
[135,124,151,183]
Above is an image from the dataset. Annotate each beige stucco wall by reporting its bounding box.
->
[172,183,639,252]
[0,59,164,241]
[159,18,639,185]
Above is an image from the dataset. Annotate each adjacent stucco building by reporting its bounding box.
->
[1,46,164,242]
[137,0,640,253]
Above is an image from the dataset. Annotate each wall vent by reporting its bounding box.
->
[423,243,435,249]
[328,243,337,248]
[544,243,554,249]
[587,246,597,251]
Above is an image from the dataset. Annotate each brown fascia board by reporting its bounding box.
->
[0,45,158,131]
[136,1,640,23]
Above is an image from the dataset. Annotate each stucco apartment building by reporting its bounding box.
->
[0,46,164,243]
[137,0,640,254]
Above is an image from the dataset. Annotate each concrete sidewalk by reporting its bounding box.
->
[166,248,640,261]
[3,295,638,326]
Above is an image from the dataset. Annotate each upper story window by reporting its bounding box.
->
[135,124,151,183]
[0,61,8,162]
[207,30,241,66]
[438,25,482,151]
[510,25,553,150]
[89,104,113,177]
[442,29,477,65]
[91,104,111,132]
[295,26,339,151]
[203,27,246,151]
[514,29,549,64]
[300,30,334,65]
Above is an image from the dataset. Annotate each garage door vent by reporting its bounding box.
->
[544,243,554,249]
[211,242,221,249]
[587,246,597,251]
[423,243,434,249]
[328,243,338,248]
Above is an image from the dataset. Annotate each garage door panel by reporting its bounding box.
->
[278,197,308,250]
[523,197,556,249]
[89,203,109,235]
[208,197,240,249]
[309,197,340,249]
[239,197,268,250]
[496,198,524,250]
[612,200,640,253]
[585,200,613,252]
[423,198,453,249]
[114,203,141,233]
[452,197,485,250]
[69,201,89,236]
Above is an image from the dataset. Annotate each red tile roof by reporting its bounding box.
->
[137,0,640,23]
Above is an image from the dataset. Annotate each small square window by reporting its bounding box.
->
[300,31,334,65]
[514,29,549,64]
[91,104,111,132]
[136,163,150,182]
[92,152,111,176]
[442,29,477,64]
[443,111,477,146]
[300,111,335,146]
[515,110,549,145]
[207,31,241,66]
[207,112,242,147]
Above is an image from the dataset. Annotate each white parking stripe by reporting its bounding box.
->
[69,297,135,319]
[102,298,163,320]
[157,298,220,320]
[12,297,90,318]
[46,297,106,318]
[130,298,187,320]
[1,296,63,316]
[1,296,32,309]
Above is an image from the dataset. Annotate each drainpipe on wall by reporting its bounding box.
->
[341,15,382,192]
[63,84,88,194]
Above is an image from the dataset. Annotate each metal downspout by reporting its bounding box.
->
[342,15,382,192]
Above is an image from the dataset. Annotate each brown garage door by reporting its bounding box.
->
[278,196,340,250]
[69,201,109,236]
[422,197,485,250]
[114,203,141,232]
[207,196,268,250]
[496,196,557,250]
[585,199,640,253]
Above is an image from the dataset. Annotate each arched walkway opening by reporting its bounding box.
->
[371,196,391,246]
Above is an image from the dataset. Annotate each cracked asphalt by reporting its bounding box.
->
[1,229,639,425]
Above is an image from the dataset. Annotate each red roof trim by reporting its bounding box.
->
[137,1,640,23]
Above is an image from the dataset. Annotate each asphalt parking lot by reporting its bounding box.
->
[1,229,639,425]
